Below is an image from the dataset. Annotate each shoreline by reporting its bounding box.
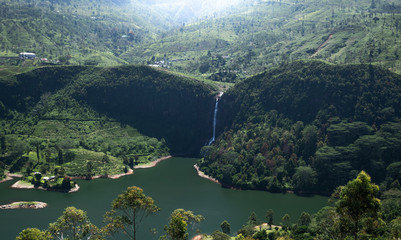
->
[134,155,172,169]
[0,201,47,210]
[71,155,172,180]
[71,169,134,180]
[193,164,220,184]
[2,155,172,189]
[0,173,23,183]
[11,180,80,193]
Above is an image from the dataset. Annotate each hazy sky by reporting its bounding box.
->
[139,0,244,21]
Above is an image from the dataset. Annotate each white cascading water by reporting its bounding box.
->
[208,92,223,145]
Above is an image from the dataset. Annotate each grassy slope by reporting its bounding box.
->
[0,0,167,66]
[124,0,401,79]
[2,0,400,80]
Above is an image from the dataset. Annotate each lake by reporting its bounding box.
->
[0,158,328,239]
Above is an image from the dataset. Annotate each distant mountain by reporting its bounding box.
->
[126,0,401,81]
[2,0,400,80]
[0,0,168,65]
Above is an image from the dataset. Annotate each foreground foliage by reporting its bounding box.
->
[336,171,382,239]
[103,186,160,240]
[162,209,204,240]
[16,172,401,239]
[48,207,101,240]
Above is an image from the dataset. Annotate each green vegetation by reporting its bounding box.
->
[336,171,381,239]
[16,228,51,240]
[162,209,204,240]
[198,61,401,194]
[48,206,101,240]
[17,172,401,239]
[126,0,401,81]
[16,186,204,240]
[0,65,215,180]
[2,0,401,82]
[0,0,169,66]
[3,0,401,238]
[24,173,75,191]
[103,186,160,240]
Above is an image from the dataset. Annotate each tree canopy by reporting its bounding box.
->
[163,209,204,240]
[104,186,160,240]
[336,171,381,239]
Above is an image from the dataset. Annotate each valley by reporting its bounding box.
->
[1,0,401,239]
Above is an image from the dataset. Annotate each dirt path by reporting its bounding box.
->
[312,34,333,56]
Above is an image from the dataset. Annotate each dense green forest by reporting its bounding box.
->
[0,65,216,180]
[198,61,401,195]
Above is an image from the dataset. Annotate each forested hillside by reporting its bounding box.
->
[0,65,216,180]
[2,0,401,81]
[198,61,401,194]
[125,0,401,81]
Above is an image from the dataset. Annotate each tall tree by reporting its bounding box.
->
[103,186,160,240]
[48,206,100,240]
[298,211,311,226]
[281,214,291,231]
[248,212,260,227]
[336,171,381,240]
[292,166,317,192]
[220,220,231,235]
[86,161,94,179]
[0,134,5,155]
[265,209,274,229]
[163,209,204,240]
[389,218,401,239]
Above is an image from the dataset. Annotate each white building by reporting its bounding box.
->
[19,52,36,60]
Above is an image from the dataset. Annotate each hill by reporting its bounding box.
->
[198,61,401,194]
[0,0,168,66]
[125,0,401,81]
[2,0,400,81]
[0,65,216,179]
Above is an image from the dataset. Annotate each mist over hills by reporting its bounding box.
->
[137,0,246,23]
[2,0,400,76]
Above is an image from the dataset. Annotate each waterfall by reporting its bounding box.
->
[208,92,223,145]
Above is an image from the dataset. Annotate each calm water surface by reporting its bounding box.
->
[0,158,328,239]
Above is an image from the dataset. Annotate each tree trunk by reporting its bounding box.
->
[133,209,136,240]
[354,218,359,240]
